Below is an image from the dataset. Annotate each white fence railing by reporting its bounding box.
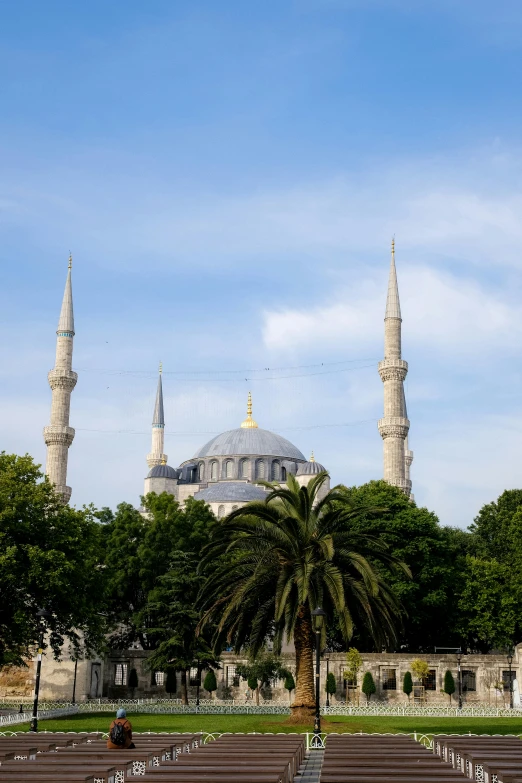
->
[2,700,522,718]
[1,729,522,751]
[0,705,78,727]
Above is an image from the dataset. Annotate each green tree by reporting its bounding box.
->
[128,668,138,698]
[443,670,455,704]
[335,481,466,651]
[326,672,337,699]
[203,669,217,698]
[0,453,106,667]
[199,472,408,717]
[456,556,519,650]
[470,489,522,562]
[362,671,376,704]
[284,673,295,703]
[103,493,217,650]
[141,552,219,704]
[411,659,430,683]
[236,651,291,706]
[402,671,413,701]
[165,669,177,697]
[459,490,522,651]
[344,647,363,703]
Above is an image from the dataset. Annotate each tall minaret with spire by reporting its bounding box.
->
[43,256,77,503]
[146,364,168,468]
[378,240,411,496]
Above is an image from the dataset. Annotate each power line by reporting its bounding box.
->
[77,357,378,376]
[75,418,378,437]
[76,362,377,382]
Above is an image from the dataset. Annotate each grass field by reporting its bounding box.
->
[12,712,522,736]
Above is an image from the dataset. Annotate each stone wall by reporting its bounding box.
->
[99,648,521,705]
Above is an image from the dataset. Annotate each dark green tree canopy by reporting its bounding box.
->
[326,671,337,696]
[335,481,466,651]
[443,669,455,697]
[362,671,376,702]
[402,671,413,697]
[203,669,217,694]
[103,493,217,649]
[0,453,106,667]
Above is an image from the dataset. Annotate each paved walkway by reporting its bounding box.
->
[295,748,324,783]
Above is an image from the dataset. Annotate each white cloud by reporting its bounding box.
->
[262,264,522,357]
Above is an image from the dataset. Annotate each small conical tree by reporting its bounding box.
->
[165,670,177,698]
[362,671,376,704]
[284,673,295,703]
[326,672,337,700]
[203,669,217,699]
[443,670,455,704]
[247,674,258,702]
[403,671,413,701]
[128,668,138,699]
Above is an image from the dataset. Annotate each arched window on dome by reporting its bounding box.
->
[255,459,265,480]
[271,460,281,481]
[281,466,287,481]
[239,458,248,479]
[217,505,225,519]
[198,462,205,481]
[210,461,218,481]
[225,459,234,479]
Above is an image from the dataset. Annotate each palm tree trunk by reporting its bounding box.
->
[180,670,188,705]
[291,603,315,719]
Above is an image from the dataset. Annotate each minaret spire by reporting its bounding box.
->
[147,364,168,468]
[43,257,78,503]
[241,391,258,429]
[377,240,411,496]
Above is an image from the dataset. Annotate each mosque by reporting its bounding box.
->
[43,242,413,512]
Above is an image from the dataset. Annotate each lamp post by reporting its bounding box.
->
[195,658,201,711]
[507,648,514,710]
[71,658,78,704]
[326,658,330,709]
[30,608,51,732]
[311,606,327,741]
[456,649,462,711]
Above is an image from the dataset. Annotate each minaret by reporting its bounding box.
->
[146,363,168,468]
[403,389,414,497]
[377,239,411,496]
[43,255,77,503]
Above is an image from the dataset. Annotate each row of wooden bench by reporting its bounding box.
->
[0,731,305,782]
[433,735,522,783]
[321,734,470,783]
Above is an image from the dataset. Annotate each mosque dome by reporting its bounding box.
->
[147,464,178,479]
[296,454,326,476]
[192,428,305,461]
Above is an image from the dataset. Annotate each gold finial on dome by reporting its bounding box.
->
[310,450,315,462]
[241,391,258,428]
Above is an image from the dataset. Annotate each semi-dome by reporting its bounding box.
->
[194,481,269,503]
[192,427,305,461]
[296,455,326,476]
[147,464,178,479]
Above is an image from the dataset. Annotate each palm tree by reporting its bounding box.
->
[199,472,409,717]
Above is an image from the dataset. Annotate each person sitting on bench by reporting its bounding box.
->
[107,708,135,749]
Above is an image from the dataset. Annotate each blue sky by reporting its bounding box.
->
[2,0,522,527]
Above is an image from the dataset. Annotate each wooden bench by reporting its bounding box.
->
[483,762,522,783]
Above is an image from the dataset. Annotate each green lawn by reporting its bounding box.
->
[13,713,522,736]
